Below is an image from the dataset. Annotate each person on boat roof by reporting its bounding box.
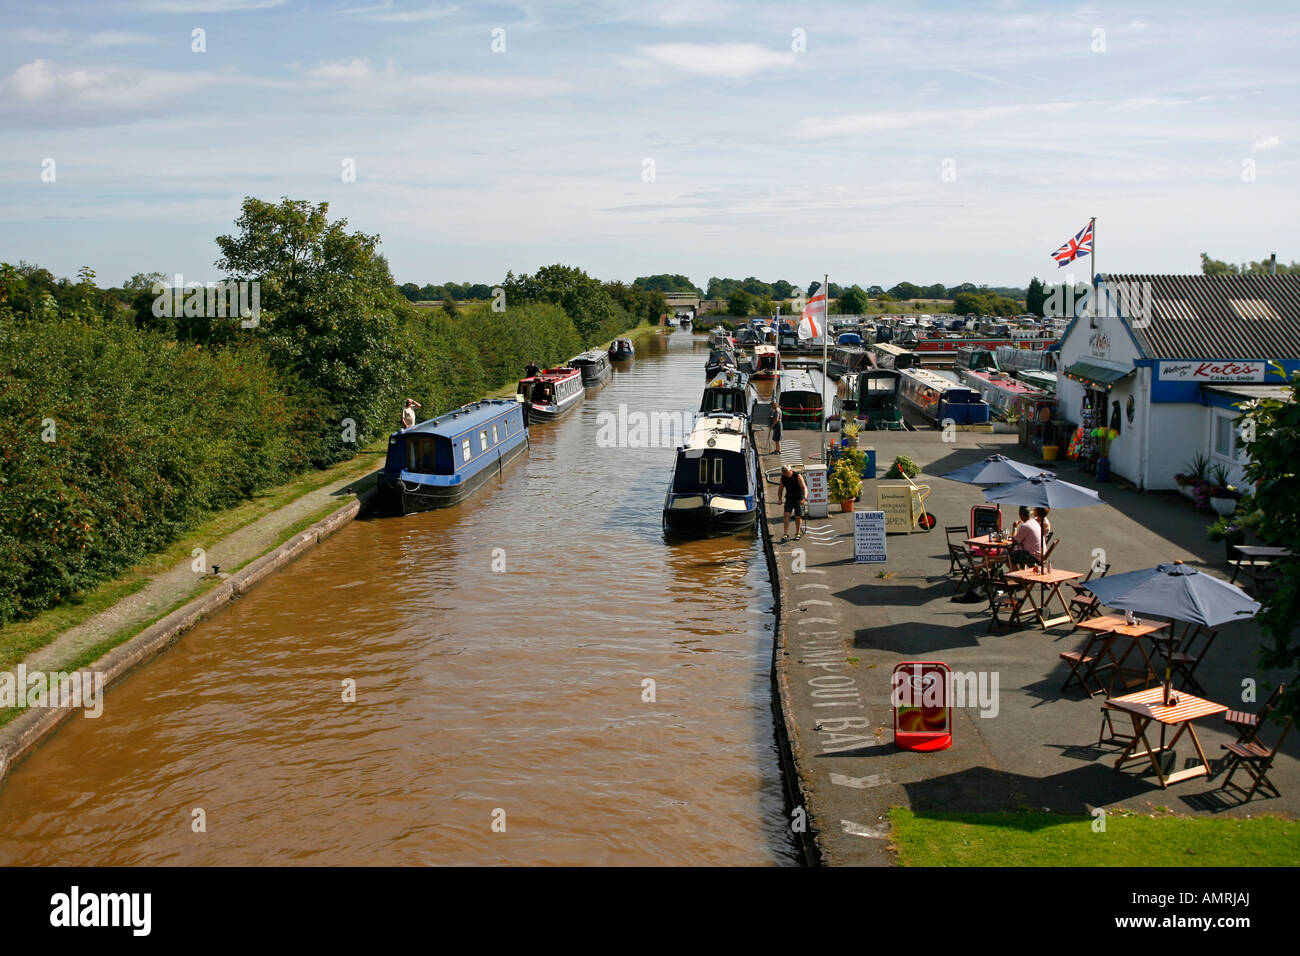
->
[401,398,421,430]
[525,360,542,378]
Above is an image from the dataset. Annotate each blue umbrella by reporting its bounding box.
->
[1082,561,1259,627]
[983,472,1103,509]
[943,454,1049,485]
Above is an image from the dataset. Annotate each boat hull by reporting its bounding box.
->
[526,390,584,423]
[662,501,757,536]
[377,438,529,515]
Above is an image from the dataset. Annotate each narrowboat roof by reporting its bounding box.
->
[682,414,747,454]
[706,368,750,389]
[753,344,777,356]
[522,367,582,383]
[965,369,1045,395]
[568,350,607,367]
[779,368,820,392]
[902,367,966,390]
[397,399,521,438]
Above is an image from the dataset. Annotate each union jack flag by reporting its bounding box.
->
[1051,221,1093,267]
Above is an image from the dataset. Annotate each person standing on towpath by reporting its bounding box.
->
[777,464,807,543]
[401,398,421,430]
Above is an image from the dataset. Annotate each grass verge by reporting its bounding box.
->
[889,807,1300,866]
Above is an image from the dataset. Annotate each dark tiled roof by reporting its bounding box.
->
[1103,273,1300,360]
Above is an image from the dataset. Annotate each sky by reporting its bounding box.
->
[1,0,1297,291]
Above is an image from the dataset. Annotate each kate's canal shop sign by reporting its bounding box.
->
[1158,360,1266,383]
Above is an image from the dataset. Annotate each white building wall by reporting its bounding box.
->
[1143,402,1209,490]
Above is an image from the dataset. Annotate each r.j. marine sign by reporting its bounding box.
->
[1158,360,1266,383]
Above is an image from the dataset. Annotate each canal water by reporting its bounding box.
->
[0,329,797,866]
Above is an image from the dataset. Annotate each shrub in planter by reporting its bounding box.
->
[884,454,921,479]
[828,460,862,510]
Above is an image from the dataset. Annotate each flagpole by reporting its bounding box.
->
[822,272,829,464]
[1089,216,1096,296]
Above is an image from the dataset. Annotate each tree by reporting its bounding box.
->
[215,196,411,464]
[1236,376,1300,720]
[889,281,922,300]
[1026,277,1047,317]
[947,282,978,297]
[867,285,884,297]
[727,289,754,317]
[1200,252,1300,276]
[772,279,795,300]
[634,274,701,295]
[921,283,947,299]
[124,272,166,292]
[502,264,616,344]
[839,285,869,314]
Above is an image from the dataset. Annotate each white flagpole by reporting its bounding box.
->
[822,272,830,464]
[1089,216,1097,296]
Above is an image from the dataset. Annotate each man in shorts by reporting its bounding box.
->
[770,403,783,454]
[777,464,807,542]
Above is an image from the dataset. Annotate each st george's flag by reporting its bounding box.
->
[797,282,827,339]
[1051,221,1094,267]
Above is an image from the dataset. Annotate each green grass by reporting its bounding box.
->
[890,807,1300,866]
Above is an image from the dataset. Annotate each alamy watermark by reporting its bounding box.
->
[151,273,260,327]
[1045,279,1153,329]
[595,404,695,448]
[0,666,104,718]
[890,663,1000,718]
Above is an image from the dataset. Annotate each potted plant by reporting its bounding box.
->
[1178,453,1209,501]
[1208,464,1240,516]
[842,420,860,448]
[828,459,862,513]
[883,455,922,479]
[1207,514,1246,564]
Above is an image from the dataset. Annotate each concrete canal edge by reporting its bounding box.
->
[0,484,377,789]
[756,454,824,867]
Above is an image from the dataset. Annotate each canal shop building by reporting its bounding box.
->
[1054,272,1300,490]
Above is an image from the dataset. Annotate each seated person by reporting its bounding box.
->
[1008,506,1042,569]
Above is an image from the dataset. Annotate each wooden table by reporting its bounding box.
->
[1075,614,1172,691]
[1229,545,1292,595]
[1005,567,1083,629]
[1103,687,1228,787]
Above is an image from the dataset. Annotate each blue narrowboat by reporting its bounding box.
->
[662,414,757,536]
[377,399,529,515]
[608,338,635,361]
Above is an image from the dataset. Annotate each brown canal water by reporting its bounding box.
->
[0,330,797,866]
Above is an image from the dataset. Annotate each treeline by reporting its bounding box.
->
[0,199,642,626]
[701,276,1028,303]
[398,281,495,302]
[1200,252,1300,276]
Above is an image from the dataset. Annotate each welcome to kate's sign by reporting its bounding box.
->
[1158,360,1266,383]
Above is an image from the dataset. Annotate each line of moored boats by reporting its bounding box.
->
[376,339,635,515]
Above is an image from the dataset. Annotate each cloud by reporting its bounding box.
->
[798,101,1080,140]
[302,58,571,99]
[0,59,217,125]
[16,29,69,45]
[1253,135,1280,152]
[85,31,155,49]
[631,42,795,81]
[337,1,458,22]
[133,0,286,11]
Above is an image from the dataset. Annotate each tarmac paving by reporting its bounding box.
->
[758,421,1299,866]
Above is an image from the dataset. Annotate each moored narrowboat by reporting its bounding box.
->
[701,368,754,418]
[377,399,529,515]
[662,414,757,536]
[517,366,585,423]
[748,344,781,379]
[568,350,612,388]
[838,368,904,430]
[777,368,825,429]
[608,338,635,361]
[899,367,990,427]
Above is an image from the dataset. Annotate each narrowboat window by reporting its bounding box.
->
[712,457,723,484]
[492,424,499,443]
[480,429,489,451]
[698,457,708,484]
[462,438,472,460]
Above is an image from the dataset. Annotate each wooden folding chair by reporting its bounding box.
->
[1220,715,1294,801]
[944,525,970,576]
[1225,683,1286,743]
[1060,629,1118,697]
[1039,537,1059,566]
[1169,625,1219,694]
[986,570,1028,633]
[1067,564,1110,630]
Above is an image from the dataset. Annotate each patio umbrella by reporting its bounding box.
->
[982,472,1103,509]
[942,454,1048,485]
[1082,560,1260,716]
[1081,561,1259,628]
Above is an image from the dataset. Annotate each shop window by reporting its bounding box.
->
[1213,414,1240,461]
